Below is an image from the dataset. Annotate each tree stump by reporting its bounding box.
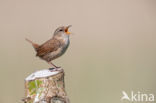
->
[22,68,70,103]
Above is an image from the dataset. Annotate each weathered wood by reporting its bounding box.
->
[22,68,70,103]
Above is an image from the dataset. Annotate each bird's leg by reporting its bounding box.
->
[48,62,61,71]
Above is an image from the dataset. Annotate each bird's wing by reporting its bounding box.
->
[36,38,61,57]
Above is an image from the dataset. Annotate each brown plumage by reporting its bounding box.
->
[26,25,71,69]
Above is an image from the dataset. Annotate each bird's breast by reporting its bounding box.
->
[60,37,70,54]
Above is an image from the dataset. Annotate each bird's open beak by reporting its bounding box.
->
[65,25,72,35]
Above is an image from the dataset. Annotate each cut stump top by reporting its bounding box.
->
[25,68,63,81]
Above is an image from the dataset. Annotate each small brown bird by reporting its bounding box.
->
[26,25,72,70]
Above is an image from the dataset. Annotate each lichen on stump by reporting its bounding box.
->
[22,68,70,103]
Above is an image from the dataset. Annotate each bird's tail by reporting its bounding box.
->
[25,38,39,51]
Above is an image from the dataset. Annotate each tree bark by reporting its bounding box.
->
[22,68,70,103]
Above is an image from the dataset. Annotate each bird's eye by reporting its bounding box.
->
[59,29,63,31]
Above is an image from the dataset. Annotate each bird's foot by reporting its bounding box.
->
[49,66,61,72]
[55,66,61,68]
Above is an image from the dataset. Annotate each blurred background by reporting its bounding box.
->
[0,0,156,103]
